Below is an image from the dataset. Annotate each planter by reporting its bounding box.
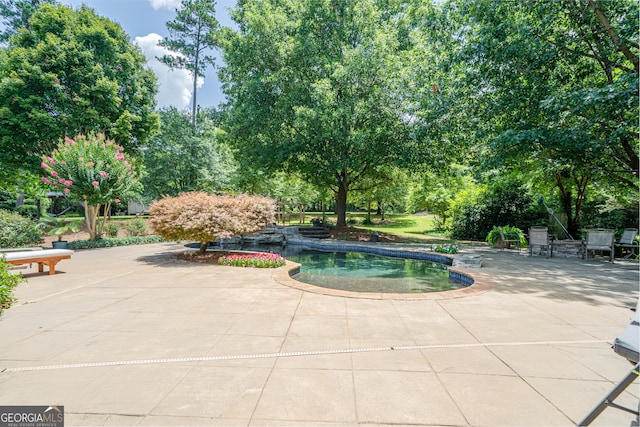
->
[52,241,68,249]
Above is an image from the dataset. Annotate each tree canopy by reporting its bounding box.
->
[159,0,219,127]
[219,0,430,226]
[0,4,159,177]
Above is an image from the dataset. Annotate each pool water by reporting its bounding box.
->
[278,247,462,293]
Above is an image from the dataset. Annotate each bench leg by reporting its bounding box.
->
[37,261,58,275]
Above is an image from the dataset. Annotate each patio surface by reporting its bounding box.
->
[1,241,638,426]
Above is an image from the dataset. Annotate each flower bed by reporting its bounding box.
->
[218,252,286,268]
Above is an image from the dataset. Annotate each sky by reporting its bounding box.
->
[61,0,237,110]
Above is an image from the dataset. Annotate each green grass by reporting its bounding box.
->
[302,212,453,244]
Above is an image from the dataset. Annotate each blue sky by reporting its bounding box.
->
[61,0,237,110]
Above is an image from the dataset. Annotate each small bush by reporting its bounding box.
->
[218,252,286,268]
[125,217,147,236]
[361,217,374,225]
[433,244,459,254]
[103,222,121,238]
[0,209,44,248]
[67,235,164,249]
[1,256,26,314]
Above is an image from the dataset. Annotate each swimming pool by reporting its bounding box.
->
[285,248,462,293]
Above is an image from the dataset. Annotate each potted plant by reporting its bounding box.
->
[43,218,84,249]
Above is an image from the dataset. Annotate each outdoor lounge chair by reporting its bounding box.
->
[528,226,552,258]
[578,300,639,426]
[585,229,615,263]
[615,228,638,260]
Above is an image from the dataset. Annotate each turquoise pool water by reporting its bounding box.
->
[284,249,462,293]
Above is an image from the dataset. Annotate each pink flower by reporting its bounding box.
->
[47,156,56,165]
[65,180,73,186]
[92,181,99,186]
[59,178,65,183]
[51,171,58,177]
[99,171,109,177]
[114,198,120,203]
[63,188,70,193]
[41,177,51,184]
[115,152,125,161]
[64,136,75,145]
[41,162,49,169]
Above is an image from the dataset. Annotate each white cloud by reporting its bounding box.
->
[147,0,181,11]
[135,33,203,110]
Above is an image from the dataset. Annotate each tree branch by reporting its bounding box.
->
[587,0,639,73]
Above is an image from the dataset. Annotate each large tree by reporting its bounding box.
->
[0,4,159,176]
[220,0,424,226]
[141,107,235,198]
[447,0,639,236]
[159,0,219,127]
[0,0,55,42]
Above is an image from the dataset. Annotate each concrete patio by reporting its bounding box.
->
[1,241,638,426]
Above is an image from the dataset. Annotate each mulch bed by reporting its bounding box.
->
[175,251,240,265]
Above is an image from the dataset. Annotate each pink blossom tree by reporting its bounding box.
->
[42,133,137,239]
[150,192,277,254]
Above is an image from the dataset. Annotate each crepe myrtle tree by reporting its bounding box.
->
[41,133,138,239]
[150,191,276,254]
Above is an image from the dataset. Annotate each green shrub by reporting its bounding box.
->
[0,209,44,248]
[103,222,121,238]
[67,235,164,249]
[16,204,38,219]
[451,178,535,241]
[125,217,148,236]
[0,256,26,314]
[433,244,459,254]
[485,225,527,247]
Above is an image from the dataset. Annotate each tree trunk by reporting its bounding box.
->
[335,170,349,227]
[199,241,207,254]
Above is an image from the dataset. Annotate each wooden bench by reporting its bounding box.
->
[2,249,73,275]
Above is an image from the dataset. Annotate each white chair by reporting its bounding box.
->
[585,229,615,263]
[528,227,552,258]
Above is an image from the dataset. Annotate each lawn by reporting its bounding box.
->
[302,212,453,244]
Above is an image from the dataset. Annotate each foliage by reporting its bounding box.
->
[125,217,147,236]
[141,108,235,199]
[159,0,219,127]
[0,209,43,248]
[0,255,26,314]
[103,222,120,238]
[0,4,159,176]
[0,0,55,42]
[218,252,286,268]
[433,244,458,254]
[485,226,527,247]
[219,0,423,226]
[150,191,277,254]
[448,0,639,237]
[66,235,164,249]
[42,217,83,241]
[450,178,536,241]
[41,133,138,240]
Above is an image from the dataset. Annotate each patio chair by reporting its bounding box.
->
[578,300,639,426]
[528,226,552,258]
[498,227,521,251]
[615,228,638,260]
[584,229,615,263]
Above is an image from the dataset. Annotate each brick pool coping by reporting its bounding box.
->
[271,239,495,300]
